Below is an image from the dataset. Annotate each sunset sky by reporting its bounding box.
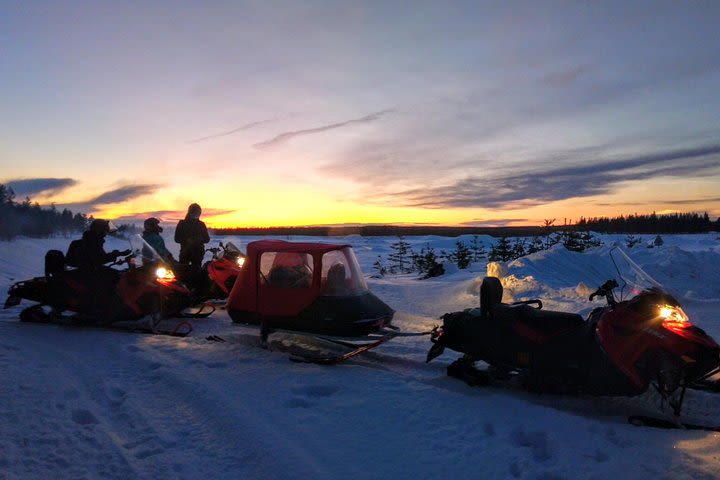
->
[2,1,719,228]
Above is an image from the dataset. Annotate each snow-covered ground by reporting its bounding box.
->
[1,233,719,479]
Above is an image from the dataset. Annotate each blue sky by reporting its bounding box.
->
[1,1,719,226]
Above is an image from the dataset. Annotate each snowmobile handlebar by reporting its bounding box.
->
[589,279,619,306]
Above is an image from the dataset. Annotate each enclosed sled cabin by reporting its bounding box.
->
[226,240,394,336]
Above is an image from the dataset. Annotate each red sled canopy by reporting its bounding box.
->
[226,239,394,336]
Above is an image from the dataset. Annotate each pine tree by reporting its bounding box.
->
[372,255,387,276]
[388,236,413,274]
[449,240,472,269]
[470,235,487,262]
[489,237,514,262]
[527,236,544,254]
[625,234,642,248]
[512,238,526,259]
[563,231,585,252]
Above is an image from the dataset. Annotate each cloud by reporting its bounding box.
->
[112,207,238,224]
[58,183,164,214]
[90,184,163,205]
[5,178,77,198]
[253,110,392,150]
[460,218,530,227]
[538,65,592,86]
[187,118,275,144]
[595,197,720,207]
[379,144,720,210]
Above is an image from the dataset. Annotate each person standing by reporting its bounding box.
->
[174,203,210,268]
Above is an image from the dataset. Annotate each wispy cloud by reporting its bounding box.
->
[5,178,77,198]
[112,207,238,223]
[58,183,164,214]
[460,218,530,227]
[253,110,392,150]
[537,65,592,86]
[187,119,275,144]
[379,144,720,210]
[90,184,163,205]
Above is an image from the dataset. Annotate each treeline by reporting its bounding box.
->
[0,184,88,240]
[576,212,718,234]
[214,212,719,237]
[213,225,563,237]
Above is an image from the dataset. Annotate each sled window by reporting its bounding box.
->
[320,249,368,296]
[260,252,313,289]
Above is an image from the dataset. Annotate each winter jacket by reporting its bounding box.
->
[142,231,174,262]
[65,231,119,270]
[174,217,210,265]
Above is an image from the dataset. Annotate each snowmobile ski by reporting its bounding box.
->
[18,304,193,337]
[179,303,216,319]
[628,415,720,432]
[289,332,398,365]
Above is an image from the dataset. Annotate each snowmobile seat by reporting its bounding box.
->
[480,276,503,318]
[495,303,584,336]
[45,250,66,277]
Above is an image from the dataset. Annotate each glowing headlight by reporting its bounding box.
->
[237,257,245,268]
[659,304,691,329]
[155,267,176,281]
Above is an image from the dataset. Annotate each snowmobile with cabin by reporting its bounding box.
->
[427,248,720,427]
[4,234,200,333]
[224,240,399,360]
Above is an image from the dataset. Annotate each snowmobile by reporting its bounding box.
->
[223,240,406,362]
[193,241,246,302]
[4,234,199,332]
[427,248,720,425]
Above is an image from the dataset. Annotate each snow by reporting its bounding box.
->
[1,233,720,479]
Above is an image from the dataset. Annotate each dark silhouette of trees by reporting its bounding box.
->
[0,183,88,240]
[576,212,715,234]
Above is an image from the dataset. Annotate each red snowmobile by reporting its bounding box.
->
[427,248,720,427]
[196,241,246,301]
[224,240,400,361]
[4,234,197,333]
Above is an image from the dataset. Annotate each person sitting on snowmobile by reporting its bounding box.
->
[141,217,175,263]
[64,219,130,313]
[174,203,210,268]
[66,219,130,270]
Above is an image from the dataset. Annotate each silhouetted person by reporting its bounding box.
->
[142,217,174,262]
[65,219,130,315]
[174,203,210,268]
[66,219,129,270]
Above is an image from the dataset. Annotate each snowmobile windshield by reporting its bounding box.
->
[320,247,369,297]
[609,247,666,301]
[128,234,163,264]
[223,242,242,258]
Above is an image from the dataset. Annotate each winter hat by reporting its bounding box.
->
[89,219,112,236]
[187,203,202,218]
[144,217,163,233]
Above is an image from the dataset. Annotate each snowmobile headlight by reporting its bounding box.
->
[237,256,245,268]
[156,267,176,281]
[659,304,691,330]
